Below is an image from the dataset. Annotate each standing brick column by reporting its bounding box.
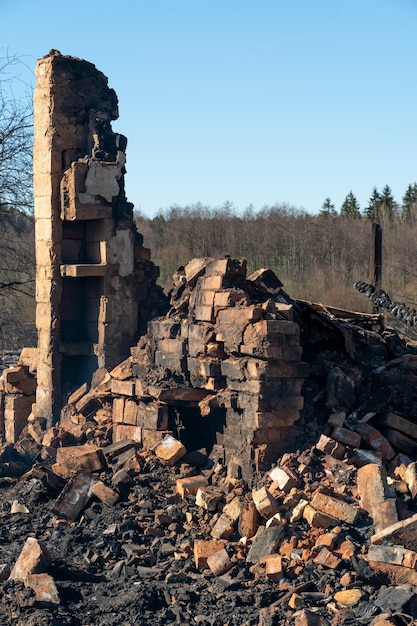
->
[33,51,166,425]
[33,52,64,424]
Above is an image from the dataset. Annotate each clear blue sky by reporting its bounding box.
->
[2,0,417,217]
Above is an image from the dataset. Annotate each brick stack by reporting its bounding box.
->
[0,359,37,443]
[109,257,309,478]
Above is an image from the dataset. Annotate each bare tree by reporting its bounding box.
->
[0,53,35,349]
[0,52,33,214]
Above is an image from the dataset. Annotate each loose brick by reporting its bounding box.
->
[262,554,284,581]
[101,439,138,463]
[384,428,417,456]
[315,434,346,460]
[313,547,342,569]
[334,589,364,607]
[110,357,133,380]
[331,426,361,448]
[52,473,96,521]
[195,486,223,511]
[269,466,301,492]
[25,573,60,605]
[238,501,260,538]
[194,539,227,569]
[223,496,242,521]
[315,533,338,549]
[367,544,417,569]
[367,560,417,586]
[53,443,104,478]
[10,538,50,580]
[206,548,233,576]
[176,475,209,499]
[295,608,326,626]
[355,422,395,462]
[303,504,339,529]
[154,434,187,466]
[311,491,359,525]
[252,486,280,520]
[92,480,119,506]
[210,513,235,539]
[357,463,397,524]
[378,411,417,441]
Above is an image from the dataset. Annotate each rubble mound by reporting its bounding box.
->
[2,264,417,623]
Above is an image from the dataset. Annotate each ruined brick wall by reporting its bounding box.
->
[33,51,166,426]
[4,51,308,471]
[86,257,310,480]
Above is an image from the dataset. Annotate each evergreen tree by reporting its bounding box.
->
[340,191,361,217]
[319,197,337,217]
[364,187,381,219]
[378,184,397,220]
[401,183,417,221]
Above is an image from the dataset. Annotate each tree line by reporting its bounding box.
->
[3,53,417,349]
[322,183,417,222]
[136,202,417,313]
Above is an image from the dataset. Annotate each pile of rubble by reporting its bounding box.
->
[2,264,417,624]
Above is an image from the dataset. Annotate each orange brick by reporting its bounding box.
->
[153,434,186,465]
[206,548,233,576]
[92,480,119,506]
[176,475,209,499]
[53,443,104,478]
[238,501,260,538]
[313,547,342,569]
[355,422,395,462]
[331,426,361,448]
[194,539,227,569]
[252,486,279,519]
[315,533,337,549]
[357,463,395,516]
[10,538,50,580]
[311,491,359,525]
[262,554,283,582]
[303,504,339,529]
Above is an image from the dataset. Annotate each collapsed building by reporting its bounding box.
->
[0,51,310,478]
[5,52,417,624]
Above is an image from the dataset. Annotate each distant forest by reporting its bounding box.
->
[3,55,417,348]
[2,195,417,351]
[136,195,417,313]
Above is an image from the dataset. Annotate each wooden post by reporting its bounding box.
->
[370,223,382,312]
